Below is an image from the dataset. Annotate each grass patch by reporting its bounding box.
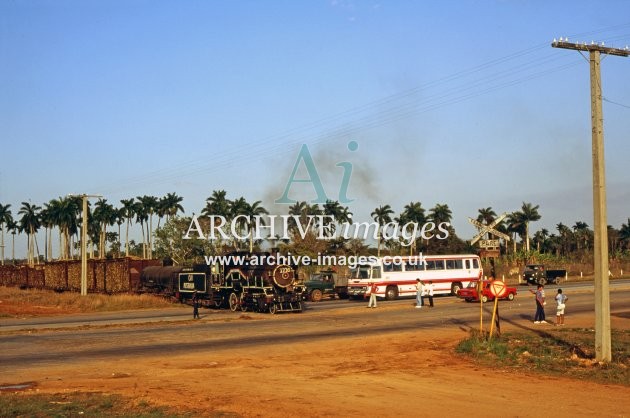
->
[0,286,174,317]
[0,392,190,417]
[456,328,630,385]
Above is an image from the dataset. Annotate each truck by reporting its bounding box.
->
[303,270,349,301]
[522,264,567,285]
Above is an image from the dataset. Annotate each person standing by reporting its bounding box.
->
[426,281,435,308]
[192,290,200,319]
[367,281,378,308]
[555,288,568,326]
[415,279,423,308]
[529,284,546,324]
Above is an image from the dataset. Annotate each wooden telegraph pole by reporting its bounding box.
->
[552,39,629,362]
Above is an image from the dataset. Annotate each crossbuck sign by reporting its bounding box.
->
[468,213,511,246]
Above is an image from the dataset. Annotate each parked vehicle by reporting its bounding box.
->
[456,280,517,303]
[304,270,348,301]
[522,264,566,285]
[347,254,482,300]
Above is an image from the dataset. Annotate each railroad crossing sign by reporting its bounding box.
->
[468,213,511,246]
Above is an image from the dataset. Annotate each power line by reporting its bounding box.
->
[603,97,630,109]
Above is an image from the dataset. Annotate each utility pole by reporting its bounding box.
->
[70,194,102,296]
[552,39,629,362]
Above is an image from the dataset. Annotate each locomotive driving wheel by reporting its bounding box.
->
[240,293,248,312]
[268,302,278,315]
[229,292,240,312]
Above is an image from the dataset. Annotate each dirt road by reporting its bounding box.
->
[2,293,629,417]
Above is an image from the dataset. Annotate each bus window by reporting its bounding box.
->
[371,267,382,279]
[465,259,471,270]
[426,260,445,270]
[352,267,371,279]
[405,261,423,271]
[446,259,463,269]
[383,262,402,272]
[473,259,479,269]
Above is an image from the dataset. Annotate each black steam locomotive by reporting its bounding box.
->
[140,252,304,314]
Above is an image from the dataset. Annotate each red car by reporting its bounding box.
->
[456,280,517,303]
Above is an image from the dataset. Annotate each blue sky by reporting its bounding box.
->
[1,1,629,256]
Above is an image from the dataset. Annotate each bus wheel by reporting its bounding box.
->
[385,286,398,301]
[229,292,240,312]
[451,282,463,296]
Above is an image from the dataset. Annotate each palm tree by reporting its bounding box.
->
[288,201,321,235]
[201,190,232,248]
[476,207,497,239]
[476,207,497,226]
[228,197,249,249]
[556,222,572,256]
[520,202,541,252]
[202,190,231,219]
[162,192,184,223]
[428,203,452,225]
[57,196,82,260]
[323,200,343,238]
[371,205,394,257]
[93,199,117,258]
[39,205,53,262]
[115,207,125,257]
[137,195,159,259]
[532,228,549,252]
[18,202,42,265]
[572,221,591,252]
[0,203,12,265]
[506,211,525,253]
[44,199,62,260]
[243,200,269,252]
[134,199,149,258]
[6,218,18,263]
[400,201,426,255]
[607,225,620,254]
[120,199,136,257]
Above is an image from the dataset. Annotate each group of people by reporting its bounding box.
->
[365,278,434,309]
[415,279,434,309]
[529,284,568,325]
[366,278,570,326]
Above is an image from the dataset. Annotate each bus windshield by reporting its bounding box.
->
[351,266,381,280]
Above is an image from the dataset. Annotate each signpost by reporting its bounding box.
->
[468,213,510,264]
[488,280,507,338]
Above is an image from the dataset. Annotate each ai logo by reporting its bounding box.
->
[275,141,358,204]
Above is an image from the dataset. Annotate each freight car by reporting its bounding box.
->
[139,265,184,296]
[140,252,304,314]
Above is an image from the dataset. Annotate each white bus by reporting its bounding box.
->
[347,254,482,300]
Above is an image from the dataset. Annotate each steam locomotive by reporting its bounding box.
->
[139,252,304,314]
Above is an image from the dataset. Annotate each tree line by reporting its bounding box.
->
[1,192,629,266]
